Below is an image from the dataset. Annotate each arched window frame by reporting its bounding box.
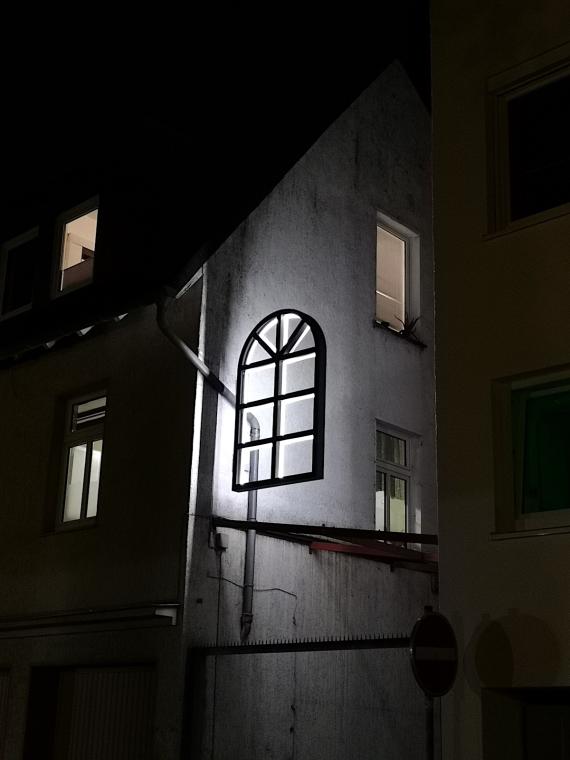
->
[232,309,326,492]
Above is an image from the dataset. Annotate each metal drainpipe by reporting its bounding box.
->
[157,293,260,640]
[156,296,236,406]
[240,413,260,640]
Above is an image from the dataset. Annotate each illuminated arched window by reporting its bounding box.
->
[233,309,326,491]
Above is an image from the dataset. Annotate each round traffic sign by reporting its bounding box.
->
[409,607,458,697]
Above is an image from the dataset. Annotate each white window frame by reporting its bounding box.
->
[52,197,99,298]
[0,227,39,320]
[493,368,570,535]
[487,42,570,233]
[375,211,420,332]
[57,391,106,530]
[375,422,420,533]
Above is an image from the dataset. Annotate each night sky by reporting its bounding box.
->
[0,4,430,281]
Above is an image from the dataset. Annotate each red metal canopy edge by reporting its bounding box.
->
[212,517,438,574]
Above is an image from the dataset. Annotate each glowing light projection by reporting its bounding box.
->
[233,309,326,491]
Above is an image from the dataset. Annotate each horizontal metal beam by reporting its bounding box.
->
[194,633,411,656]
[213,516,438,545]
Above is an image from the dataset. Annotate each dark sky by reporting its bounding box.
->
[0,6,430,286]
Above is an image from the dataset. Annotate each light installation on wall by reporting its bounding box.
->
[232,309,326,491]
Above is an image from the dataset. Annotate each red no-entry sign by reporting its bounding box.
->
[409,607,458,697]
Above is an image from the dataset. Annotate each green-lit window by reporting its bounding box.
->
[375,428,412,532]
[512,383,570,515]
[59,393,106,526]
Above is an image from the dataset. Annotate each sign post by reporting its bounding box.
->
[409,606,458,760]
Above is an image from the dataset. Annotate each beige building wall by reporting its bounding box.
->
[432,2,570,758]
[0,289,201,759]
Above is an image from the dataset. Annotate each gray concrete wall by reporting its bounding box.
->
[188,62,436,759]
[432,2,570,758]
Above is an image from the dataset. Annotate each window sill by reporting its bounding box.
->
[490,524,570,540]
[0,604,179,638]
[373,320,426,349]
[51,517,98,534]
[484,201,570,241]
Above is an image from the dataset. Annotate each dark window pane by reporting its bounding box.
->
[376,431,407,466]
[72,396,107,431]
[2,236,38,314]
[508,74,570,220]
[515,387,570,513]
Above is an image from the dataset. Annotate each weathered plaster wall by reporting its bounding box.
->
[188,62,436,759]
[205,61,435,534]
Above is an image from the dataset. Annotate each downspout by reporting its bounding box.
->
[156,294,236,406]
[156,290,259,640]
[240,413,259,640]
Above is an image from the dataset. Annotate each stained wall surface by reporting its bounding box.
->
[188,62,437,759]
[432,2,570,757]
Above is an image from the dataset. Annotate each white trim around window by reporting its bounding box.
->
[57,390,107,530]
[375,421,420,534]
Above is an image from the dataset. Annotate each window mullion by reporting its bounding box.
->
[80,441,93,519]
[270,329,281,480]
[385,474,390,531]
[402,240,407,318]
[376,460,410,479]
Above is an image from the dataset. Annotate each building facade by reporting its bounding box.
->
[0,61,436,758]
[432,2,570,757]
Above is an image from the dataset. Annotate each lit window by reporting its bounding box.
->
[233,310,326,491]
[60,394,106,525]
[58,203,98,292]
[375,214,419,333]
[0,228,39,318]
[376,226,406,330]
[375,427,415,532]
